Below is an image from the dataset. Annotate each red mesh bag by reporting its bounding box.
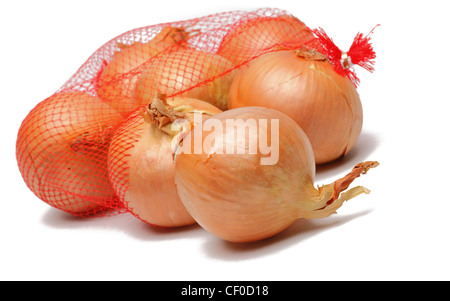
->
[15,8,331,219]
[16,91,124,216]
[107,94,222,227]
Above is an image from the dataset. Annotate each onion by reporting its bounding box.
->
[174,106,378,242]
[16,91,124,215]
[228,49,363,164]
[97,26,190,116]
[107,94,222,227]
[217,15,314,66]
[133,48,235,111]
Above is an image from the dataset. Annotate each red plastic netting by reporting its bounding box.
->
[16,8,316,219]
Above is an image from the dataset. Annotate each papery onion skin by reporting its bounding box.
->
[217,15,315,66]
[174,107,376,242]
[228,50,363,164]
[133,48,235,111]
[16,91,124,214]
[175,107,315,241]
[108,96,222,227]
[97,26,189,117]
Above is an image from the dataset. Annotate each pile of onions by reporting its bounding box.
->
[228,49,363,164]
[16,91,124,214]
[15,9,378,241]
[133,47,236,111]
[174,106,378,242]
[107,94,221,227]
[97,26,190,116]
[217,15,315,66]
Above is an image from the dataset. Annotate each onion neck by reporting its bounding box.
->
[117,26,193,51]
[295,49,328,62]
[300,161,379,219]
[143,93,214,158]
[151,26,201,49]
[153,26,190,45]
[144,93,188,134]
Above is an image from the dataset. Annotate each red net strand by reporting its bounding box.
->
[310,25,379,86]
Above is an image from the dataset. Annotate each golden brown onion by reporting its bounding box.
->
[174,106,377,242]
[108,94,222,227]
[133,48,235,111]
[228,49,363,164]
[16,91,124,215]
[97,26,190,116]
[217,15,314,66]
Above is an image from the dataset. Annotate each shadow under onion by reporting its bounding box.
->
[41,208,205,241]
[201,209,372,261]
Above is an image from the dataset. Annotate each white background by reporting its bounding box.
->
[1,0,449,281]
